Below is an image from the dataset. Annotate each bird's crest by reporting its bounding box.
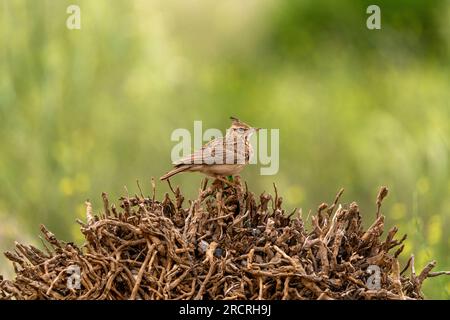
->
[230,116,251,129]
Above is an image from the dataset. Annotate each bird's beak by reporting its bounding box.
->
[254,127,261,132]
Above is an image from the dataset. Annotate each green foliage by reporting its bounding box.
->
[0,0,448,298]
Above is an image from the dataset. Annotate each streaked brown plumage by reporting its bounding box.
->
[160,117,259,181]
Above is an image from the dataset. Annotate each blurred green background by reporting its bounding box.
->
[0,0,449,298]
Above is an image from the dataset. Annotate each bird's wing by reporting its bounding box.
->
[173,137,225,165]
[173,137,248,166]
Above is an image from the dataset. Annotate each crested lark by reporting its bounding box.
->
[160,117,259,182]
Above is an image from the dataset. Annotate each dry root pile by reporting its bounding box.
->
[1,178,448,300]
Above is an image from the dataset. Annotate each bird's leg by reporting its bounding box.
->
[214,176,236,188]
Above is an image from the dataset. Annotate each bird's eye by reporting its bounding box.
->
[237,128,245,133]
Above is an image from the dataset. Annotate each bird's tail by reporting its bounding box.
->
[160,165,191,181]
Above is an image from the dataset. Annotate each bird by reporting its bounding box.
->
[160,117,259,183]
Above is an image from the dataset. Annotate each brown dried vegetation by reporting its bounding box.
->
[1,178,448,300]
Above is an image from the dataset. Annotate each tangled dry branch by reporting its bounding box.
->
[1,178,448,300]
